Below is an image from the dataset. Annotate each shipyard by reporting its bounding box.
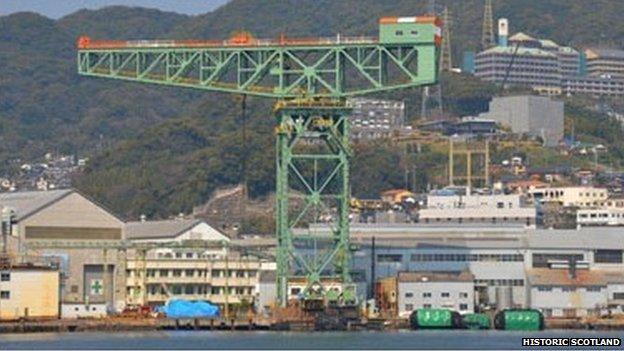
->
[1,0,624,350]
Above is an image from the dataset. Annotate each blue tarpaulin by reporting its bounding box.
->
[156,299,220,318]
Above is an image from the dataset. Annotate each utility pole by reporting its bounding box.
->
[482,0,495,50]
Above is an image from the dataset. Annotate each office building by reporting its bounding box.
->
[528,186,608,208]
[125,219,274,308]
[478,95,564,147]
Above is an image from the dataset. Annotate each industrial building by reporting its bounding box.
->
[478,95,564,147]
[347,98,407,139]
[527,268,624,317]
[323,224,624,311]
[0,265,60,320]
[0,189,127,314]
[585,48,624,80]
[418,189,536,227]
[377,271,475,318]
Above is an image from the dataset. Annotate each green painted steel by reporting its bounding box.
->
[494,309,544,331]
[77,43,437,99]
[462,313,491,329]
[77,22,440,307]
[275,103,352,305]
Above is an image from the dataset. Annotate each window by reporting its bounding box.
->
[562,286,576,292]
[186,253,194,259]
[185,269,194,277]
[586,286,602,292]
[159,269,169,277]
[537,286,552,292]
[175,252,182,259]
[212,270,222,277]
[0,272,9,282]
[594,250,623,264]
[291,288,301,295]
[410,30,418,36]
[1,291,10,299]
[173,269,182,277]
[405,292,414,298]
[441,292,450,298]
[395,30,404,36]
[497,202,504,208]
[613,292,624,300]
[459,303,468,311]
[172,285,182,295]
[422,292,432,298]
[377,254,402,263]
[423,304,432,309]
[459,292,468,299]
[405,304,414,311]
[71,285,79,293]
[532,254,583,268]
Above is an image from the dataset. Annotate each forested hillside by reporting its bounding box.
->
[1,0,623,219]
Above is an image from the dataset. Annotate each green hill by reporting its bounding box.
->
[1,1,624,219]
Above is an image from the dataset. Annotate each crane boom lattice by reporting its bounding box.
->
[77,16,441,307]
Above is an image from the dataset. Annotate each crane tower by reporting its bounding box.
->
[76,16,441,307]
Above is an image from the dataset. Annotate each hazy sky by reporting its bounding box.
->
[0,0,230,19]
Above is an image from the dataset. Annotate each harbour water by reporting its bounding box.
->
[1,330,622,350]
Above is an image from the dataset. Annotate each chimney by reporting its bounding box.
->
[498,18,509,47]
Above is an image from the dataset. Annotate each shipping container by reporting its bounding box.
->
[409,308,463,329]
[494,309,544,331]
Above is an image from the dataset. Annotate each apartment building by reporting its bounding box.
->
[347,98,407,140]
[586,48,624,80]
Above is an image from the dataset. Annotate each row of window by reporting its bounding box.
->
[404,292,469,299]
[128,269,258,278]
[475,279,525,287]
[536,286,602,292]
[404,303,469,311]
[130,285,255,297]
[156,252,219,259]
[410,253,524,262]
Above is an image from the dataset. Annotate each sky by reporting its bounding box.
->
[0,0,230,19]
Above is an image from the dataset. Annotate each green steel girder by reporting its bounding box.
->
[275,104,352,306]
[77,43,437,98]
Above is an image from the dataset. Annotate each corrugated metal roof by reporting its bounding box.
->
[0,189,73,221]
[527,268,608,286]
[125,219,204,240]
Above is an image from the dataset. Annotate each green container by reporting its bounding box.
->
[494,309,544,331]
[462,313,491,330]
[410,308,462,329]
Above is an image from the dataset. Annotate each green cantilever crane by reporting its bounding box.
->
[77,15,441,307]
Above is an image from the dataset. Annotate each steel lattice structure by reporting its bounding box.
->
[77,16,441,306]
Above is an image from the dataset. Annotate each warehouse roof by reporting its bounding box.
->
[125,218,228,241]
[0,189,73,221]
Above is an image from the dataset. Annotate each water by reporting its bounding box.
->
[0,330,622,350]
